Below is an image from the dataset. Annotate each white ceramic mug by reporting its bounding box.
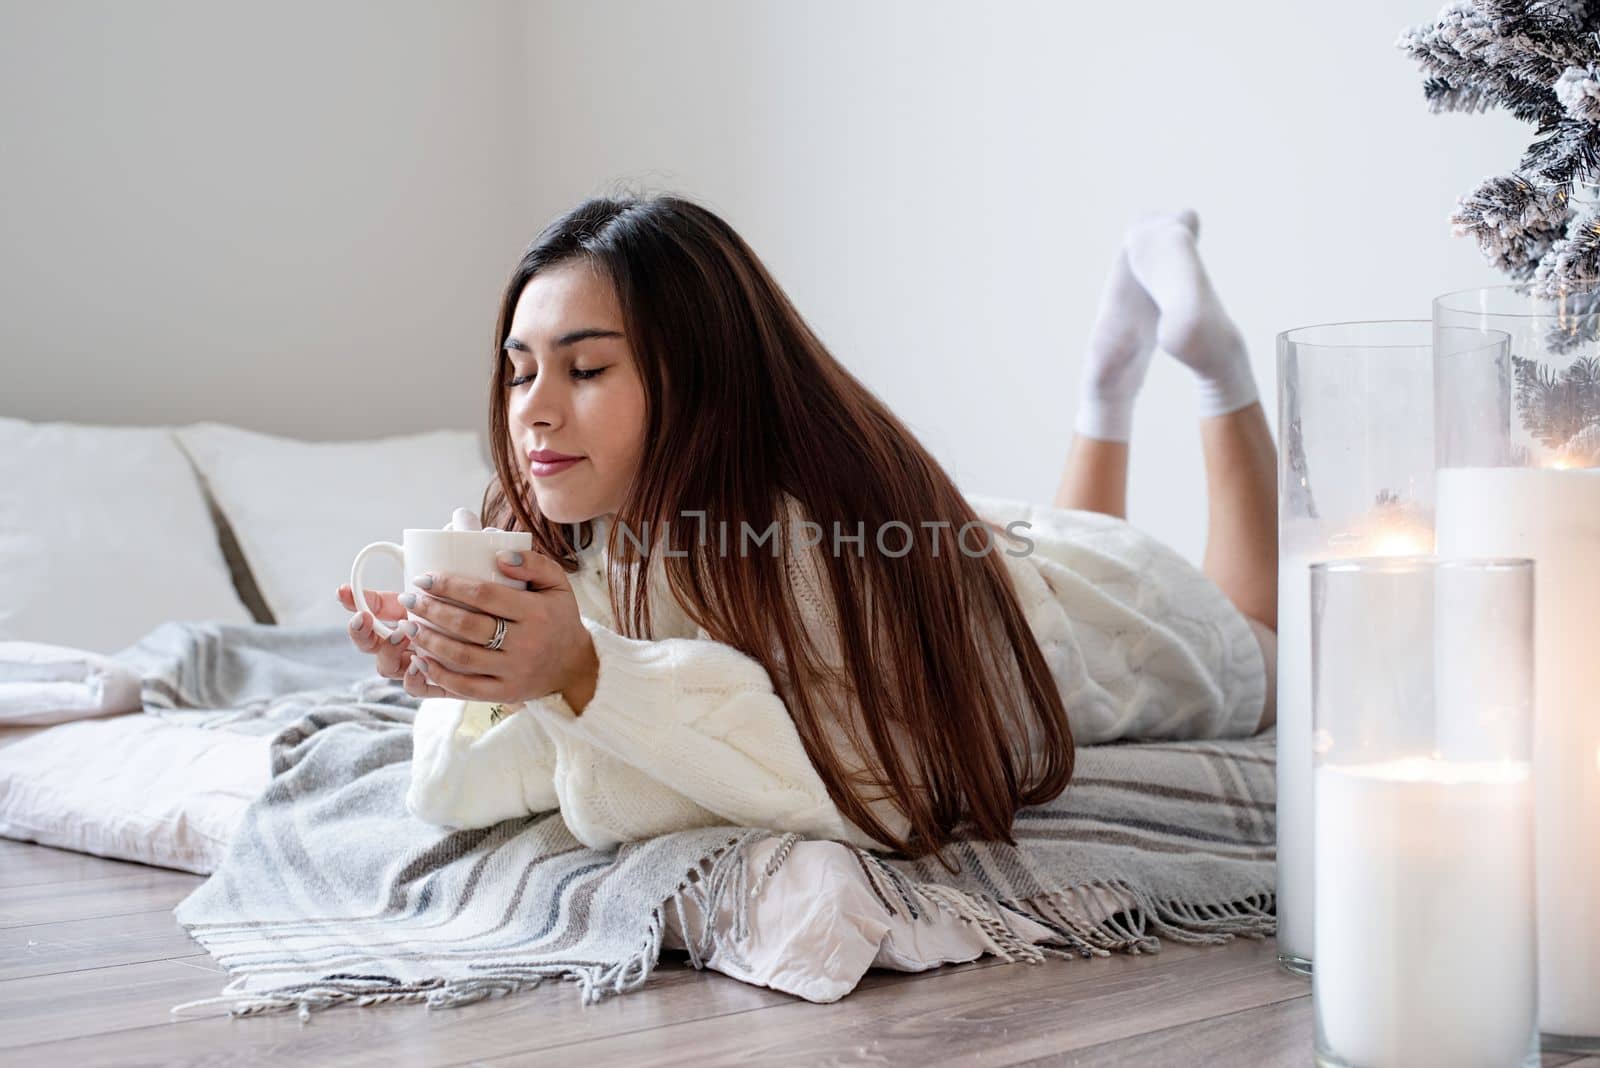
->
[349,528,534,640]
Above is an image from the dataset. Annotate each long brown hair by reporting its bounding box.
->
[481,191,1075,865]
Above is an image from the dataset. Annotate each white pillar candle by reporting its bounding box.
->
[1276,549,1317,967]
[1315,758,1537,1068]
[1278,519,1432,969]
[1436,467,1600,1040]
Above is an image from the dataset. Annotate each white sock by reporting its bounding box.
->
[1072,250,1153,442]
[1073,211,1199,442]
[1124,211,1258,418]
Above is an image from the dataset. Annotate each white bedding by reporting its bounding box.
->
[0,724,48,751]
[0,714,270,874]
[0,640,145,726]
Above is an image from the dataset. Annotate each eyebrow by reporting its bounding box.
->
[503,328,624,352]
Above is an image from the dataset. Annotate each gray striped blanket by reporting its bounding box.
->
[131,621,1276,1017]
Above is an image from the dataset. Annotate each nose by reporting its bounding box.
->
[509,370,564,433]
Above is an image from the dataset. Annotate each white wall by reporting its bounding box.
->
[520,0,1530,561]
[2,0,1532,562]
[0,0,527,443]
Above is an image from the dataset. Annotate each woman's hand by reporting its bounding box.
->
[336,584,453,699]
[390,550,599,711]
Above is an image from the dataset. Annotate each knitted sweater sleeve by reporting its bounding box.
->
[522,614,881,850]
[407,696,561,828]
[404,517,888,851]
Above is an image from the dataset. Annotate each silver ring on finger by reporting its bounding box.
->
[483,615,509,651]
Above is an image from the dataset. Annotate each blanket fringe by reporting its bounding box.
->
[659,828,776,979]
[172,828,1275,1021]
[171,829,762,1021]
[640,832,1274,982]
[169,974,537,1020]
[841,846,1275,962]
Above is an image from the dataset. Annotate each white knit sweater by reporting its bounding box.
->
[407,493,1267,852]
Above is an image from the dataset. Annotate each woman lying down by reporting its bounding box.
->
[335,195,1278,861]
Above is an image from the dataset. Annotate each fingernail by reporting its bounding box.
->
[406,657,422,674]
[350,614,366,632]
[398,592,417,608]
[413,574,434,589]
[388,630,404,645]
[400,620,419,636]
[498,550,524,565]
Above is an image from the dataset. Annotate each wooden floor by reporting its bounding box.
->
[2,839,1595,1068]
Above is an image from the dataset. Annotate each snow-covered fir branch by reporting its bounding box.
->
[1400,0,1600,294]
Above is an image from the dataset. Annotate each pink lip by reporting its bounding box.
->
[528,448,581,463]
[529,456,582,477]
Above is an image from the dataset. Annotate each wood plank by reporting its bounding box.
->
[0,840,185,889]
[0,868,202,928]
[0,959,236,1049]
[0,942,1063,1066]
[1,957,800,1067]
[166,954,227,974]
[459,936,1307,1067]
[1054,995,1311,1068]
[3,956,781,1053]
[0,908,206,981]
[1057,998,1591,1068]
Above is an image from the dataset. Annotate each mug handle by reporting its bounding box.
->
[350,541,405,640]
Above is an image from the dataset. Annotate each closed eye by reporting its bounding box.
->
[507,367,607,388]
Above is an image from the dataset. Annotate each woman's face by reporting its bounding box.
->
[503,260,647,525]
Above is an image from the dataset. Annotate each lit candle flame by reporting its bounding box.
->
[1356,512,1434,556]
[1325,499,1435,558]
[1370,530,1434,556]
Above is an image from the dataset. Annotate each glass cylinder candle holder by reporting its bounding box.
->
[1434,285,1600,1051]
[1275,321,1443,975]
[1311,556,1538,1068]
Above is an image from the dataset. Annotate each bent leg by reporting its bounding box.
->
[1121,213,1276,634]
[1199,402,1277,632]
[1054,434,1129,517]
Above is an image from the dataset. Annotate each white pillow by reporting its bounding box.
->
[0,418,254,653]
[174,422,495,627]
[0,641,144,725]
[0,713,271,873]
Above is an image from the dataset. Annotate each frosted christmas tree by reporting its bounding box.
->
[1399,0,1600,298]
[1403,0,1600,453]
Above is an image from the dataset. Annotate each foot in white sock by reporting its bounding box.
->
[1074,210,1200,442]
[1124,211,1258,419]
